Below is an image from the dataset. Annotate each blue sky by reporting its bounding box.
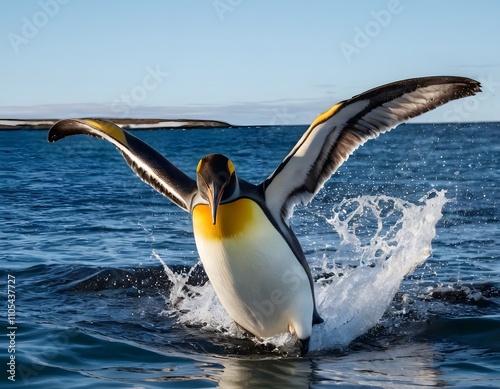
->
[1,0,499,125]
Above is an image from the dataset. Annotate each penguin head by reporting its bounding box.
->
[196,154,239,225]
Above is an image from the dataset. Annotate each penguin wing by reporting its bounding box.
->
[48,119,197,211]
[262,76,481,223]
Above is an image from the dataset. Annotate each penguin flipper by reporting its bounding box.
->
[48,119,197,211]
[262,76,481,223]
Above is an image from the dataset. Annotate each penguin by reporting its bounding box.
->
[48,76,480,355]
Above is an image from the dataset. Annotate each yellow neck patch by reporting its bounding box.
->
[192,198,257,239]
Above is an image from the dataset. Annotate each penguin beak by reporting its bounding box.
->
[207,181,226,225]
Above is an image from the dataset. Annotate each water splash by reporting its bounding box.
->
[155,190,449,353]
[310,189,448,351]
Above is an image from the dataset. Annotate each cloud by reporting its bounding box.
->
[0,99,333,126]
[0,90,495,126]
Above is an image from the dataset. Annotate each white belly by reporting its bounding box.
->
[192,199,313,340]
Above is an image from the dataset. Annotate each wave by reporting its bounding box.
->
[156,190,451,353]
[10,190,498,356]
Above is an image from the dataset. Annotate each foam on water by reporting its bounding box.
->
[310,189,448,351]
[157,190,449,353]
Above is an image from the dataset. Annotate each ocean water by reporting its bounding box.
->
[1,122,499,388]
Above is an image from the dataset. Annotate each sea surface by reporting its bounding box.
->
[1,122,499,388]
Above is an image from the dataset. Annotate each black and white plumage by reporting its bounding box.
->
[263,76,481,223]
[48,76,481,354]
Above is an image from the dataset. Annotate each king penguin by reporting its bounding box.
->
[48,76,480,354]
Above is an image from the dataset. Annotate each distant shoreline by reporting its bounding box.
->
[0,118,233,130]
[0,119,489,131]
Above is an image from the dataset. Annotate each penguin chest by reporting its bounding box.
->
[192,199,313,339]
